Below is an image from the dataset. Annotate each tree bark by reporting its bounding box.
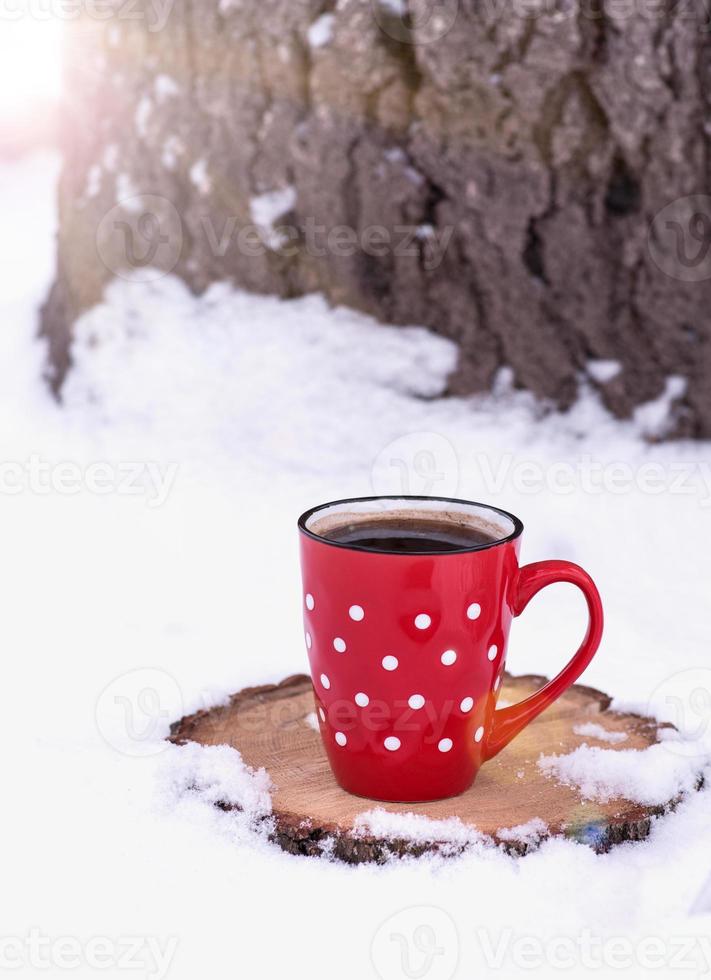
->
[42,0,711,435]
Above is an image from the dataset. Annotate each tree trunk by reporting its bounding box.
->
[42,0,711,436]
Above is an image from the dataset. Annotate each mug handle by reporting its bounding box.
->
[483,559,604,761]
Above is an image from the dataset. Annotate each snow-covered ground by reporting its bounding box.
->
[3,152,711,979]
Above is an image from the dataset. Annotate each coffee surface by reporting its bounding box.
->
[322,517,499,553]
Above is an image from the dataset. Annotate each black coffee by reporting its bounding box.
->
[323,518,498,553]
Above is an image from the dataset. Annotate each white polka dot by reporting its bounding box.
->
[408,694,425,710]
[333,637,347,653]
[441,649,457,666]
[474,726,484,743]
[488,644,498,661]
[494,675,501,691]
[318,707,325,722]
[335,731,347,746]
[305,593,315,611]
[460,696,474,713]
[384,736,401,751]
[349,604,364,621]
[467,602,481,620]
[320,673,330,690]
[438,737,453,753]
[382,655,399,671]
[355,692,369,707]
[414,613,431,630]
[305,631,312,649]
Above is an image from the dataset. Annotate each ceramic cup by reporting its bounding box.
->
[298,495,603,802]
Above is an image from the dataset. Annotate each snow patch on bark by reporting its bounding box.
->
[85,164,102,198]
[307,13,334,47]
[189,158,211,195]
[587,359,622,384]
[633,376,688,439]
[249,186,297,249]
[115,173,141,208]
[155,74,179,100]
[162,136,184,170]
[135,96,152,138]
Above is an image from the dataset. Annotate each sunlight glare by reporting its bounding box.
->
[0,16,62,132]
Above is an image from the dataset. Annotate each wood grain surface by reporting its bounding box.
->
[169,672,697,862]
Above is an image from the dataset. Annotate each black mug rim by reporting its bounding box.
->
[298,495,524,556]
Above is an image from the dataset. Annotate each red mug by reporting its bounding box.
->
[298,496,603,802]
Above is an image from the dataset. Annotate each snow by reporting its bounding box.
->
[538,743,704,805]
[355,808,552,855]
[154,74,179,101]
[3,151,711,978]
[307,13,335,47]
[498,817,549,846]
[633,375,688,438]
[587,359,622,384]
[189,158,211,194]
[378,0,407,13]
[102,142,118,170]
[115,172,141,208]
[353,809,484,850]
[162,135,184,170]
[85,163,101,198]
[249,185,297,248]
[574,722,628,744]
[160,742,273,820]
[135,95,152,138]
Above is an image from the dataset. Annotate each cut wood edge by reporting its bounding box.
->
[168,673,704,863]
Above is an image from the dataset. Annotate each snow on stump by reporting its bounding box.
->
[168,673,704,862]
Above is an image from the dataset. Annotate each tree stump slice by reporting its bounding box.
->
[169,673,695,862]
